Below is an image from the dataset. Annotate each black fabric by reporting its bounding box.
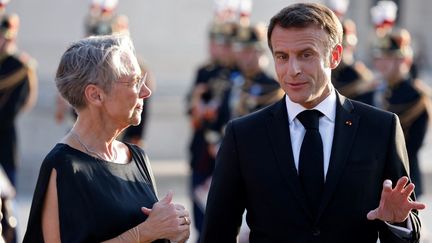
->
[23,143,169,243]
[386,79,429,197]
[297,110,324,217]
[201,94,421,243]
[0,54,30,186]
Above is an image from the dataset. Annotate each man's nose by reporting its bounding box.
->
[287,58,301,77]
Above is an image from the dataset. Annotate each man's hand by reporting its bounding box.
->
[367,176,426,223]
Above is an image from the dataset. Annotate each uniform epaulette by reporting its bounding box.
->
[413,79,432,98]
[202,61,217,71]
[353,61,374,82]
[16,51,37,70]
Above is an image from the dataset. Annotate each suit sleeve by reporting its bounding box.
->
[200,122,246,243]
[379,114,421,243]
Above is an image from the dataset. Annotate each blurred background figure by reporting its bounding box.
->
[373,28,431,198]
[0,166,14,243]
[0,10,38,243]
[371,0,398,38]
[327,0,378,106]
[370,0,421,82]
[231,21,283,243]
[186,1,246,241]
[55,0,155,148]
[186,1,284,242]
[85,0,118,37]
[231,23,283,118]
[0,0,9,17]
[83,0,103,37]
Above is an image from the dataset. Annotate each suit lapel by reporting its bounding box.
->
[266,98,314,221]
[317,93,359,220]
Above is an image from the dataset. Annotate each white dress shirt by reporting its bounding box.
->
[285,90,336,180]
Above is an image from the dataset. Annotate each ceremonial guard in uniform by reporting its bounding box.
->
[231,23,283,118]
[0,13,38,243]
[186,18,239,242]
[327,0,378,106]
[230,22,284,243]
[331,19,377,106]
[0,166,14,243]
[373,28,430,198]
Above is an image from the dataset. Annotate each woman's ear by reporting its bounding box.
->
[84,84,103,105]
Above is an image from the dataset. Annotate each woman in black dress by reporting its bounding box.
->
[23,35,190,243]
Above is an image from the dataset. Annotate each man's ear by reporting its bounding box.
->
[330,44,343,69]
[84,84,104,105]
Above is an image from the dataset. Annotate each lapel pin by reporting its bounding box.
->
[345,120,353,126]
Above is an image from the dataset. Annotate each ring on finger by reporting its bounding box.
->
[184,216,190,225]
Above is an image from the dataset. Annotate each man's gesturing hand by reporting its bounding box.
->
[367,176,426,223]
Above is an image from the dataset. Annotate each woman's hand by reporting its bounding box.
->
[140,190,191,242]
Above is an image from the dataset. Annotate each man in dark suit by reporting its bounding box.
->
[201,3,425,243]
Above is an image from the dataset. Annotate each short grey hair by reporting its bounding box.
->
[56,34,140,109]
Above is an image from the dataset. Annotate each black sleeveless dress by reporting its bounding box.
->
[23,143,169,243]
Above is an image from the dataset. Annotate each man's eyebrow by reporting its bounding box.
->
[273,50,287,55]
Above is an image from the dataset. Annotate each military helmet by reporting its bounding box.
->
[0,13,19,40]
[370,0,398,29]
[373,28,413,58]
[232,23,266,51]
[209,21,238,45]
[342,19,357,47]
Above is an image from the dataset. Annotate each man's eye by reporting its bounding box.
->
[275,54,287,61]
[301,52,312,58]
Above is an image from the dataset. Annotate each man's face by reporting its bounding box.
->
[270,25,341,108]
[373,55,406,83]
[234,45,260,74]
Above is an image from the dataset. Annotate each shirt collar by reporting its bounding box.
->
[285,89,337,124]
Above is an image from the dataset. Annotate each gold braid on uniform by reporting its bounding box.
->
[335,62,376,99]
[386,80,432,137]
[0,66,29,108]
[252,88,285,106]
[0,64,27,90]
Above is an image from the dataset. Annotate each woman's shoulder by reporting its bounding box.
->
[124,142,149,164]
[40,143,89,171]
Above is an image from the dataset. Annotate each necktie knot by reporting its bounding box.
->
[297,110,322,130]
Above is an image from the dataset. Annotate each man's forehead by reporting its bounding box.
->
[271,26,327,51]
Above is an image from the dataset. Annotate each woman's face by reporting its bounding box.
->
[102,55,151,128]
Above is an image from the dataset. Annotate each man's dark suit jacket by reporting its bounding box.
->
[201,93,421,243]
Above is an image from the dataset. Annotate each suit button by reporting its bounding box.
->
[312,228,320,236]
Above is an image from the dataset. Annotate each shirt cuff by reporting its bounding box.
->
[385,216,413,239]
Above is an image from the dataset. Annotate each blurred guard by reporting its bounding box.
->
[0,0,9,17]
[186,18,239,243]
[373,28,431,197]
[0,165,14,243]
[326,0,378,106]
[331,19,378,106]
[370,0,398,38]
[0,13,38,243]
[231,23,284,243]
[231,23,283,117]
[85,0,119,36]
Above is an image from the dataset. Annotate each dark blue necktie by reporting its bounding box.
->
[297,110,324,217]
